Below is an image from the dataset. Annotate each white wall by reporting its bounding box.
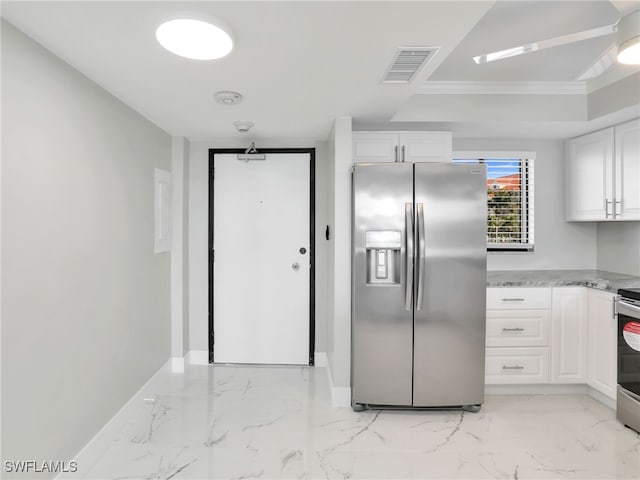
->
[188,139,329,357]
[171,137,190,369]
[1,20,171,474]
[182,140,191,353]
[453,138,598,271]
[314,141,329,355]
[597,222,640,276]
[326,128,337,375]
[188,141,209,353]
[326,117,353,399]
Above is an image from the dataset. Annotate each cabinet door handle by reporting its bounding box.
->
[502,365,524,370]
[615,199,622,218]
[394,145,399,163]
[605,198,613,218]
[401,145,405,163]
[501,298,525,302]
[502,327,525,332]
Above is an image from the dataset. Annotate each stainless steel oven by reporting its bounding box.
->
[617,287,640,434]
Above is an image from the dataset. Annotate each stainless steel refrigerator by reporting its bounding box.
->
[351,162,487,410]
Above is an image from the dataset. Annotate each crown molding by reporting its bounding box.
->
[417,81,588,95]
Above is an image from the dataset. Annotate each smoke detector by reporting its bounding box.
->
[214,91,242,105]
[233,121,254,133]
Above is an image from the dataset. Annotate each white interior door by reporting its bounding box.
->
[213,153,311,364]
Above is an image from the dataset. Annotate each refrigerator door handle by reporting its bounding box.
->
[405,202,414,310]
[416,203,426,310]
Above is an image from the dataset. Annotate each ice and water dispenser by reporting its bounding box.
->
[365,231,402,285]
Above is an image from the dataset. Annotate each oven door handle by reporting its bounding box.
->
[618,300,640,319]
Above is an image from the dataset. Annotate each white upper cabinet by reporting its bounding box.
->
[398,133,452,163]
[566,127,614,221]
[352,131,452,164]
[351,132,399,163]
[566,119,640,221]
[615,119,640,220]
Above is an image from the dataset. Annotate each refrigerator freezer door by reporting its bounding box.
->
[352,163,414,406]
[413,163,487,407]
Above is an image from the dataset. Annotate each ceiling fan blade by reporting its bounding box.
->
[473,24,617,64]
[577,43,618,80]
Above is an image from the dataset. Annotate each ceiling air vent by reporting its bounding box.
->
[382,47,438,84]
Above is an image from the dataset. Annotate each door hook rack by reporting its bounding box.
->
[237,142,266,162]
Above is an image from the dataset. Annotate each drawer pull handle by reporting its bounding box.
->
[501,298,525,302]
[502,365,524,370]
[502,327,525,332]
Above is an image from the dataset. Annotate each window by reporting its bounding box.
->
[453,153,534,252]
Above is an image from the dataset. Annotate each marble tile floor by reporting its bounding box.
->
[65,364,640,480]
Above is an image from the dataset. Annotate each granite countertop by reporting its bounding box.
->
[487,270,640,293]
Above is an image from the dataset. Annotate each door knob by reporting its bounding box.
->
[291,262,300,271]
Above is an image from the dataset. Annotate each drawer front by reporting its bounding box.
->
[487,287,551,310]
[486,310,550,347]
[485,347,550,384]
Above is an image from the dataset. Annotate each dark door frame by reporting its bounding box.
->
[208,148,316,365]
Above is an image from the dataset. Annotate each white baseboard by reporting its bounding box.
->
[314,351,328,367]
[485,384,589,396]
[186,350,209,365]
[588,386,616,410]
[171,357,184,373]
[331,386,351,408]
[56,358,172,479]
[485,383,616,410]
[325,360,351,408]
[185,350,323,368]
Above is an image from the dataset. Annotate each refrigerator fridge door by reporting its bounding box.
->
[352,163,414,406]
[413,163,487,407]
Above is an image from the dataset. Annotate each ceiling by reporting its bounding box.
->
[430,0,623,82]
[2,1,639,141]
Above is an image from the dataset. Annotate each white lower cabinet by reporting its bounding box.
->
[485,287,551,384]
[587,289,618,400]
[486,347,550,384]
[486,310,550,347]
[486,285,617,401]
[487,287,551,310]
[551,287,588,383]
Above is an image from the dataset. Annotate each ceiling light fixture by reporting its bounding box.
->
[214,91,243,105]
[233,121,254,133]
[156,18,233,60]
[617,10,640,64]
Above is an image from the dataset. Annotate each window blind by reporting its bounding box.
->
[454,158,534,252]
